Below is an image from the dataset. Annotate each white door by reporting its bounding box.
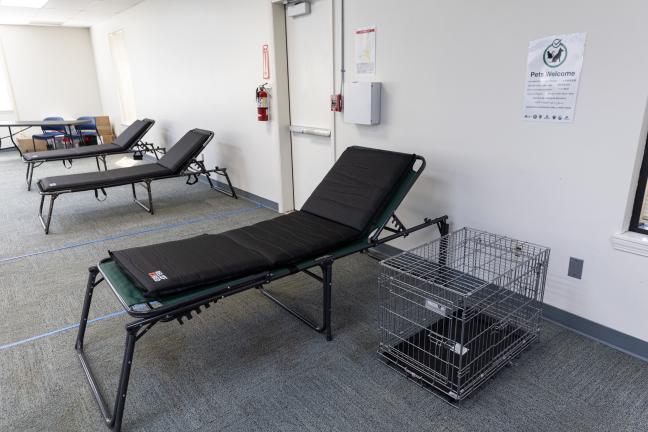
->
[285,0,335,209]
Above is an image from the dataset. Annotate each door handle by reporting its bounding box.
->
[289,125,331,137]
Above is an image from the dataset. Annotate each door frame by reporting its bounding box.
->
[269,0,339,213]
[269,1,294,213]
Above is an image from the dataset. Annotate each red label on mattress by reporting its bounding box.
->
[148,271,168,282]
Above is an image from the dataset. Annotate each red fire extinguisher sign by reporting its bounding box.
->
[262,44,270,80]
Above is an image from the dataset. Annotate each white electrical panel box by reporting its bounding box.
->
[286,1,310,17]
[344,82,381,125]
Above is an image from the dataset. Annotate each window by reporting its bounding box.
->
[630,134,648,234]
[0,41,15,112]
[108,30,137,125]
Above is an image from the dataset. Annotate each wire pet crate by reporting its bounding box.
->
[378,227,550,401]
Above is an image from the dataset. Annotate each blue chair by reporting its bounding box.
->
[32,116,73,150]
[75,116,103,145]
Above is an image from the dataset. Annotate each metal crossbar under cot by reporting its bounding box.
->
[74,148,450,432]
[378,228,550,402]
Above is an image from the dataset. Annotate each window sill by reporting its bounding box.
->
[611,231,648,257]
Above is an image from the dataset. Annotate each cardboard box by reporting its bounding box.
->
[94,116,111,127]
[97,125,113,135]
[100,134,114,144]
[17,138,48,153]
[95,116,114,138]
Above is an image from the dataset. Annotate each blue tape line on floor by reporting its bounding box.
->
[0,204,262,265]
[0,310,127,351]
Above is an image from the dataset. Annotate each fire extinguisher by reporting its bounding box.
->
[256,84,269,121]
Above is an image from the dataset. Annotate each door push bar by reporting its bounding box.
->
[289,125,331,137]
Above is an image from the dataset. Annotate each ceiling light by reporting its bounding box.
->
[0,0,49,8]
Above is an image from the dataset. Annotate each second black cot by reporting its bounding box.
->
[35,128,237,234]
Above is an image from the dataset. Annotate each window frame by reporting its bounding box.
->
[108,29,137,126]
[0,40,15,113]
[629,133,648,235]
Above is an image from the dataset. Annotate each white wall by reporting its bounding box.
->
[88,0,648,343]
[0,25,101,121]
[334,0,648,342]
[90,0,281,204]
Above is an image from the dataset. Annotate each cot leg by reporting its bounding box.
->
[25,162,34,191]
[75,267,99,351]
[95,157,101,171]
[38,194,57,234]
[75,267,141,432]
[102,155,107,170]
[320,259,333,342]
[198,163,237,199]
[222,168,237,199]
[258,256,334,341]
[146,181,154,214]
[132,181,154,214]
[204,170,215,189]
[212,168,238,199]
[111,331,137,432]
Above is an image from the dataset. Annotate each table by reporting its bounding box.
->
[0,119,92,156]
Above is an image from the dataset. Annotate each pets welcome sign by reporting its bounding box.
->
[523,33,587,123]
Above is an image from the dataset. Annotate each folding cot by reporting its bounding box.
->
[74,145,449,431]
[36,128,237,234]
[23,119,158,191]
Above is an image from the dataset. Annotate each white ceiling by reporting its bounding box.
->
[0,0,146,28]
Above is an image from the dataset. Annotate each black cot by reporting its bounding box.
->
[23,119,159,191]
[74,145,449,431]
[36,128,237,234]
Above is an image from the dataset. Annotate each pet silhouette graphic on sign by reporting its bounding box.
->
[543,39,567,68]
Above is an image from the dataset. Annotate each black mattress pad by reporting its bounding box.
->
[24,144,123,162]
[112,119,155,150]
[157,129,212,173]
[301,147,415,232]
[110,146,417,296]
[38,163,171,193]
[110,211,361,296]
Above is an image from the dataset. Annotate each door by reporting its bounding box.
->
[285,0,335,209]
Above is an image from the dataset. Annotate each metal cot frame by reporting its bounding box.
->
[36,131,238,234]
[74,155,450,432]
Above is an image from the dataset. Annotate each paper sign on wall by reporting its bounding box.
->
[355,26,376,75]
[522,33,586,123]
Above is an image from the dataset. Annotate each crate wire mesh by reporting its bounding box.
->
[378,228,550,401]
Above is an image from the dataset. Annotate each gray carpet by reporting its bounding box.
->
[0,149,646,432]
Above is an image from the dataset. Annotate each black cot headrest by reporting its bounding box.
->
[158,128,214,173]
[301,146,416,232]
[112,118,155,150]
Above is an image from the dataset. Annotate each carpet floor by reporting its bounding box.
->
[0,149,646,431]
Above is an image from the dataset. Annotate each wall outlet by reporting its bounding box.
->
[568,257,584,279]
